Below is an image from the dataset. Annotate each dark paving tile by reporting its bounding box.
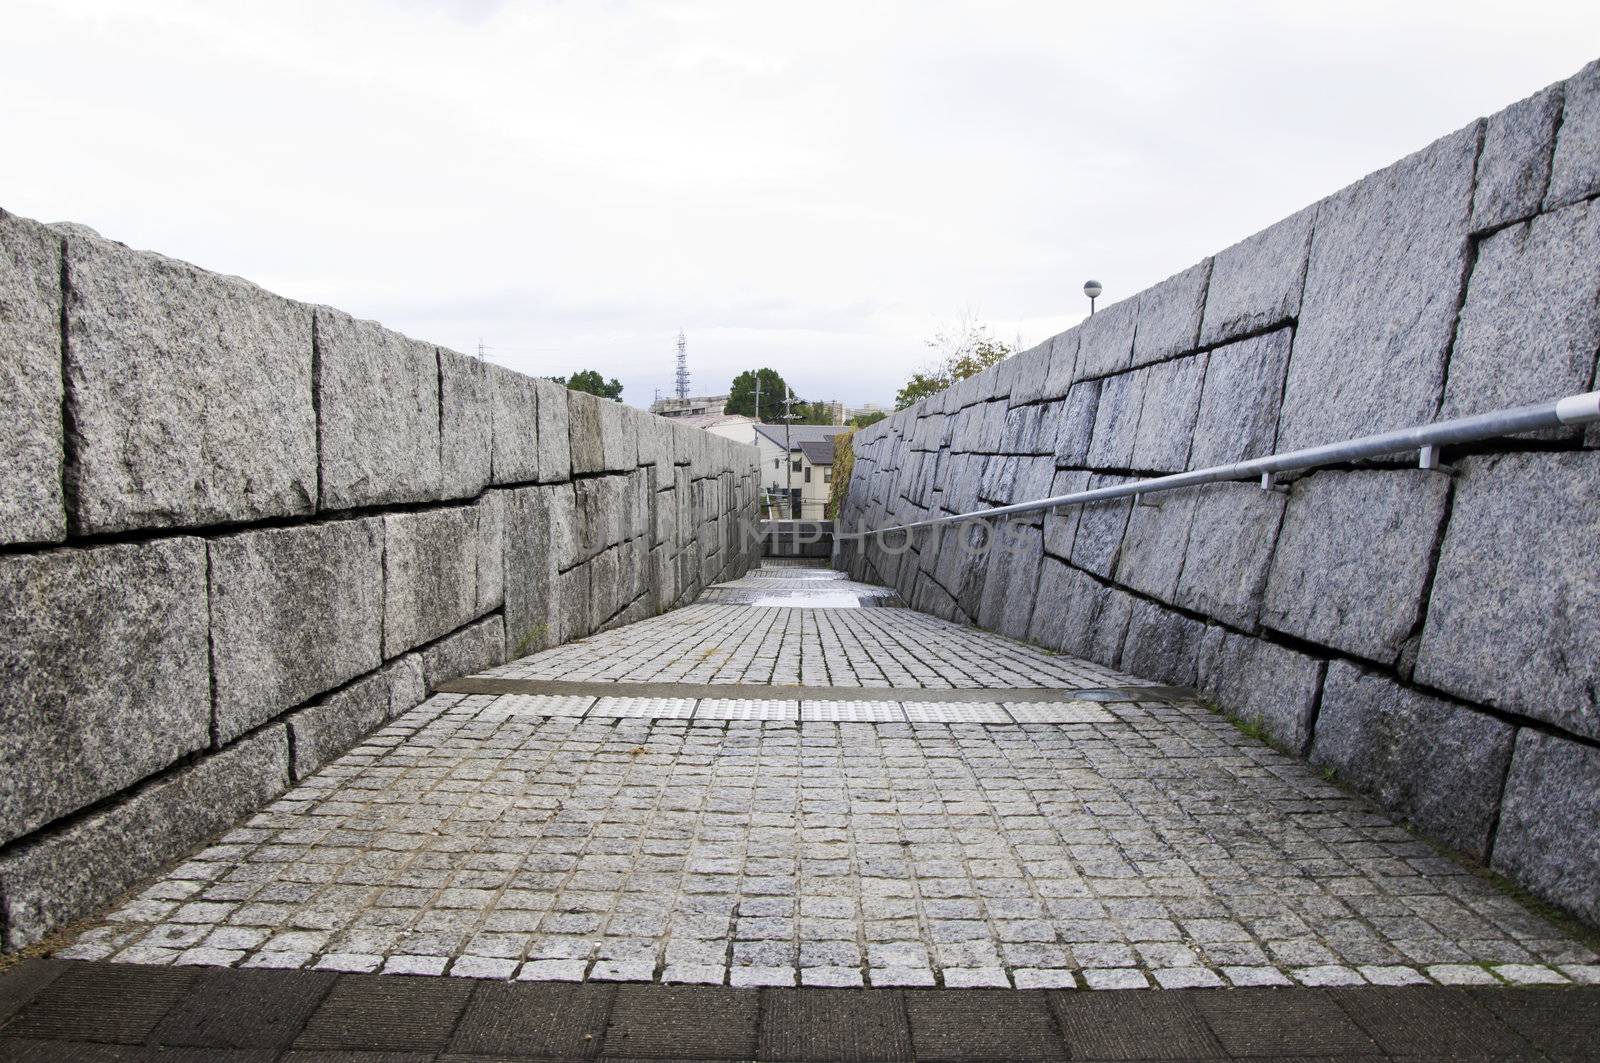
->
[450,980,613,1059]
[1049,989,1225,1060]
[3,962,195,1044]
[294,972,472,1053]
[1328,986,1533,1058]
[148,966,337,1049]
[281,1053,439,1063]
[0,961,69,1028]
[1191,988,1380,1058]
[1466,987,1600,1062]
[600,985,758,1060]
[0,1038,138,1061]
[758,987,912,1061]
[903,989,1065,1061]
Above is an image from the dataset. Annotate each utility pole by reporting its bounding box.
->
[783,388,795,518]
[753,372,761,424]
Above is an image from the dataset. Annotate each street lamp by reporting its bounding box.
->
[1083,279,1103,315]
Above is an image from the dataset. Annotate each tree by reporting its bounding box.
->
[851,410,887,428]
[725,368,792,422]
[554,370,623,400]
[894,318,1013,410]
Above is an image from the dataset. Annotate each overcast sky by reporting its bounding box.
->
[5,2,1598,409]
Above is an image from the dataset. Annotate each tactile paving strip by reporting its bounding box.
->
[901,701,1012,723]
[589,697,697,719]
[694,699,801,721]
[1003,702,1115,724]
[800,700,907,722]
[484,695,596,718]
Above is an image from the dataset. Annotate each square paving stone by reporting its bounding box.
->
[1049,988,1223,1059]
[903,989,1065,1060]
[293,973,472,1052]
[448,981,613,1058]
[1327,985,1531,1057]
[4,962,196,1044]
[1192,987,1379,1057]
[148,967,337,1048]
[600,985,758,1059]
[758,988,912,1061]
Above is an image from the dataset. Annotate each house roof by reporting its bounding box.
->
[797,439,836,465]
[753,423,849,449]
[673,413,757,430]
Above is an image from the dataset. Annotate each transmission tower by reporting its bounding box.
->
[674,330,690,399]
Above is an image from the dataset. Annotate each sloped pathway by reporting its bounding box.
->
[9,563,1600,1059]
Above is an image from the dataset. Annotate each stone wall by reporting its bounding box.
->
[0,211,761,949]
[839,60,1600,926]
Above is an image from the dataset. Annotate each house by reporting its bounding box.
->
[753,424,847,518]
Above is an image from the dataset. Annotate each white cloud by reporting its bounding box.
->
[3,0,1596,407]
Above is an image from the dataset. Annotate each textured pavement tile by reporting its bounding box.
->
[903,989,1065,1061]
[448,981,612,1059]
[759,987,912,1062]
[1050,988,1225,1060]
[147,967,337,1049]
[1328,985,1532,1058]
[293,973,472,1052]
[4,962,196,1043]
[601,985,757,1059]
[0,960,68,1027]
[1466,987,1600,1061]
[1193,988,1380,1057]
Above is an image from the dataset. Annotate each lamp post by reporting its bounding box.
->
[1083,279,1103,315]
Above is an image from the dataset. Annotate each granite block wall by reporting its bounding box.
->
[839,59,1600,926]
[0,212,761,948]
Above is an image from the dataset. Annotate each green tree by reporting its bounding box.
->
[724,368,791,422]
[850,410,887,428]
[894,319,1012,410]
[554,369,623,400]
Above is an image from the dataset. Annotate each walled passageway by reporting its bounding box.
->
[50,565,1598,994]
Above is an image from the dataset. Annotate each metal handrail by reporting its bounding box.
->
[835,390,1600,541]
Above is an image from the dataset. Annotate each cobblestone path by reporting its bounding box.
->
[54,565,1600,995]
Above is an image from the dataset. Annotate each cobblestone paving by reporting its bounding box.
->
[55,565,1600,992]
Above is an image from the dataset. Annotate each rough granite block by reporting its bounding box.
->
[488,364,539,484]
[1311,663,1514,858]
[0,538,209,845]
[1199,206,1315,346]
[602,403,640,473]
[383,508,480,658]
[1132,259,1211,366]
[1473,82,1564,231]
[1027,555,1092,650]
[535,379,572,484]
[1188,328,1291,469]
[420,615,505,690]
[1042,470,1090,559]
[286,667,393,779]
[1120,599,1206,687]
[1545,59,1600,210]
[0,726,289,949]
[474,493,504,613]
[1069,475,1134,580]
[1444,200,1600,419]
[1053,380,1101,467]
[976,525,1042,640]
[502,486,558,659]
[567,389,605,475]
[208,519,384,743]
[1175,482,1285,630]
[65,231,315,534]
[1492,729,1600,925]
[315,308,441,509]
[1261,469,1450,663]
[1278,123,1479,450]
[1415,451,1600,739]
[0,211,65,544]
[1130,353,1205,472]
[1085,371,1144,469]
[438,348,491,499]
[1074,296,1139,380]
[1114,487,1198,604]
[1004,340,1054,406]
[1197,628,1325,753]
